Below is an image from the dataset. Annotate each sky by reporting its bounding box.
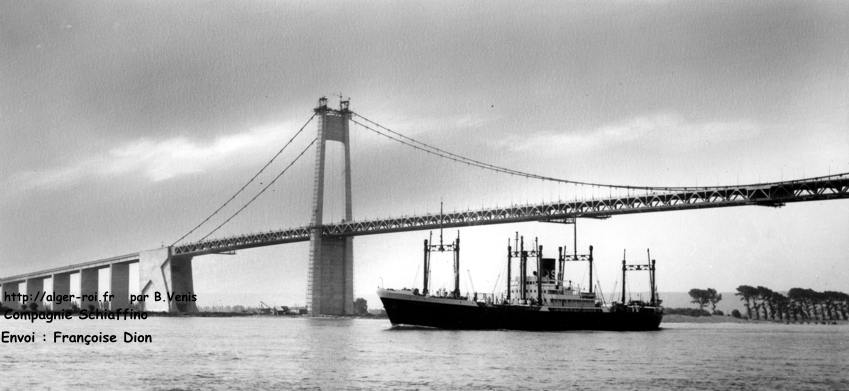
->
[2,1,848,309]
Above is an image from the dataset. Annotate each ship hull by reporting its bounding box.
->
[379,290,662,331]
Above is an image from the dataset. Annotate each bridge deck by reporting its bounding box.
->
[172,176,849,256]
[0,253,139,284]
[3,176,846,281]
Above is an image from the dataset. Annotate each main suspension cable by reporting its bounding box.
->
[352,112,849,191]
[197,137,318,242]
[172,114,316,245]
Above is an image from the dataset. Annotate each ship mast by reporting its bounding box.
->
[422,201,460,298]
[621,250,627,304]
[520,236,526,302]
[453,232,460,297]
[588,245,594,293]
[422,232,431,295]
[506,232,521,303]
[560,243,594,294]
[557,246,564,288]
[506,235,513,302]
[555,218,594,293]
[507,234,547,305]
[536,238,542,305]
[621,249,656,306]
[647,249,657,306]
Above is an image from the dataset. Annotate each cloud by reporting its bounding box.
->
[4,121,301,194]
[500,113,761,153]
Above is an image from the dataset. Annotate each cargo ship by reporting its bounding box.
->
[378,232,663,331]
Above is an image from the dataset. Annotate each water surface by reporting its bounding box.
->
[1,317,846,390]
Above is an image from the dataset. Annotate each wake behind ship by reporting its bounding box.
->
[378,232,663,331]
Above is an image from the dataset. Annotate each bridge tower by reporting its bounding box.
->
[306,97,354,315]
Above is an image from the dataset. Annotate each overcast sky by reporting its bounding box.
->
[2,1,848,308]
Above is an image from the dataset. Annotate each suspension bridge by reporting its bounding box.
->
[2,97,848,314]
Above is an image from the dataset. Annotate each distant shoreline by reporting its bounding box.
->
[663,314,848,324]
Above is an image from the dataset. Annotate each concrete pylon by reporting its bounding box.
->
[306,97,354,315]
[138,247,198,313]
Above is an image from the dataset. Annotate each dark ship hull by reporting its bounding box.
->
[379,289,663,331]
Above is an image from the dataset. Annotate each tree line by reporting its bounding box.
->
[735,285,849,322]
[688,288,723,314]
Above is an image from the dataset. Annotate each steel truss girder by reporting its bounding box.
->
[173,177,849,256]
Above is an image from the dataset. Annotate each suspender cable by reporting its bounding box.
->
[172,114,316,245]
[352,112,849,192]
[197,138,318,242]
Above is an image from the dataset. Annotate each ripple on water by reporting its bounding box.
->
[0,318,847,389]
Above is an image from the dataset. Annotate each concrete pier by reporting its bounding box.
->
[138,247,197,313]
[1,282,20,309]
[168,255,197,312]
[25,278,43,310]
[80,268,99,311]
[110,263,130,310]
[309,235,354,315]
[52,273,72,311]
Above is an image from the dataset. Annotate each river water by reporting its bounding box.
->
[1,317,846,390]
